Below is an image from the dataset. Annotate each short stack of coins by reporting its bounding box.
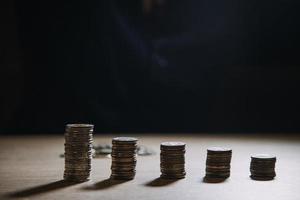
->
[160,142,186,179]
[64,124,94,182]
[250,154,276,181]
[110,137,138,180]
[204,147,232,183]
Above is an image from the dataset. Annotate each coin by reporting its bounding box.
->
[251,154,276,160]
[250,175,275,181]
[112,137,138,143]
[203,176,227,183]
[161,142,186,150]
[160,173,186,179]
[206,161,231,166]
[207,147,232,153]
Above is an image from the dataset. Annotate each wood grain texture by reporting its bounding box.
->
[0,134,300,200]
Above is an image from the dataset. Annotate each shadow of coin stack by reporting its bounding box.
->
[160,142,186,179]
[250,154,276,181]
[110,137,138,180]
[204,147,232,183]
[64,124,94,182]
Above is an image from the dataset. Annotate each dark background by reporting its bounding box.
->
[1,0,300,134]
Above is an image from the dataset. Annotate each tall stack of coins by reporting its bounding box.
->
[64,124,94,182]
[250,154,276,180]
[110,137,138,180]
[160,142,186,179]
[204,147,232,183]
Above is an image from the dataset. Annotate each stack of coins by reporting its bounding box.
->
[110,137,138,180]
[250,154,276,181]
[160,142,186,179]
[204,147,232,183]
[64,124,94,182]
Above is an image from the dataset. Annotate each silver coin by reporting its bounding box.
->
[66,123,94,128]
[111,158,137,162]
[251,154,276,161]
[65,167,91,170]
[207,147,232,153]
[112,137,138,143]
[160,142,185,151]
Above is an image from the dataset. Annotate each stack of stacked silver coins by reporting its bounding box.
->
[64,124,94,182]
[204,147,232,183]
[250,154,276,180]
[160,142,186,179]
[110,137,138,180]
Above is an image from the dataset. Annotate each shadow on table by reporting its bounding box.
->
[82,178,130,190]
[145,177,179,187]
[6,180,78,198]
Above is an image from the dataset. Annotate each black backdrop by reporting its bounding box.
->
[1,0,300,133]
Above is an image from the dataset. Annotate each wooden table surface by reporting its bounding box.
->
[0,134,300,200]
